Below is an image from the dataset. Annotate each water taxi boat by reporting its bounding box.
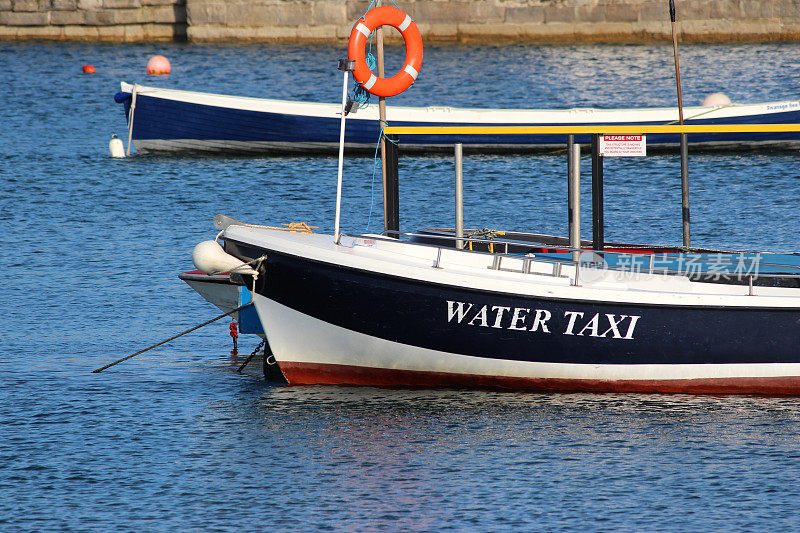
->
[182,6,800,394]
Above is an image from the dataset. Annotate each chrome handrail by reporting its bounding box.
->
[352,231,800,281]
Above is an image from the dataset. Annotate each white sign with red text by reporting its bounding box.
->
[599,134,646,157]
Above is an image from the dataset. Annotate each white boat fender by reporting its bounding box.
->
[192,240,259,276]
[702,92,731,107]
[109,134,125,158]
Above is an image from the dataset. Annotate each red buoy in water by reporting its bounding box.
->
[146,55,171,75]
[82,64,96,73]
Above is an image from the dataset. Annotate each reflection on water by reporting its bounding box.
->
[2,41,800,531]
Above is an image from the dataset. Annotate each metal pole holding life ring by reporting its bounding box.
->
[334,59,354,245]
[347,6,423,98]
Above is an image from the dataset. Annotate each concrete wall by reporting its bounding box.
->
[3,0,800,43]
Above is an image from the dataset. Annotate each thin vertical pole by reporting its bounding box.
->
[376,0,391,234]
[455,143,464,249]
[670,0,691,248]
[680,134,690,247]
[591,134,604,252]
[567,136,581,262]
[669,0,685,127]
[334,68,349,244]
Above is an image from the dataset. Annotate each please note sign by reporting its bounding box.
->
[599,134,646,157]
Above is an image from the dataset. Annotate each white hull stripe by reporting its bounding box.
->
[398,15,412,32]
[356,22,371,37]
[403,64,419,80]
[254,295,800,382]
[363,73,378,90]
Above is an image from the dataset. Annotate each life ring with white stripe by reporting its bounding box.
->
[347,6,423,98]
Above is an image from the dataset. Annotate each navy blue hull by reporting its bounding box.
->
[121,94,800,153]
[228,240,800,366]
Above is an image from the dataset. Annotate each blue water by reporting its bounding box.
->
[3,41,800,531]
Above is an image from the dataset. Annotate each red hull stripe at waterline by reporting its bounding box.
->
[279,362,800,395]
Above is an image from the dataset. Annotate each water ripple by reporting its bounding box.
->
[2,41,800,531]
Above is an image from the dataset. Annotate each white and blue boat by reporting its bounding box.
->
[182,117,800,396]
[188,214,800,395]
[178,5,800,395]
[117,82,800,155]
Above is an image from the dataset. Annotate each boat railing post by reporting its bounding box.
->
[591,133,604,253]
[568,135,581,263]
[523,255,532,274]
[455,143,464,249]
[433,246,443,269]
[681,135,691,248]
[748,275,754,296]
[573,260,581,287]
[334,59,354,245]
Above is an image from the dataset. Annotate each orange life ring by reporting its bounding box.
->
[347,6,423,98]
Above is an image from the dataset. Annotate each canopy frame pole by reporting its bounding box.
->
[455,143,464,249]
[591,134,604,252]
[567,135,581,262]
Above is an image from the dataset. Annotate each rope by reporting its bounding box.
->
[222,221,317,233]
[364,126,385,232]
[259,222,318,233]
[348,1,378,109]
[348,33,377,108]
[350,67,374,109]
[465,228,506,252]
[662,104,734,126]
[364,124,401,232]
[92,303,254,373]
[126,84,137,157]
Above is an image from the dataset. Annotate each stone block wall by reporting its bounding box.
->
[3,0,800,43]
[0,0,186,41]
[186,0,800,43]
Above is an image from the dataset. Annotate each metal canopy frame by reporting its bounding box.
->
[380,123,800,252]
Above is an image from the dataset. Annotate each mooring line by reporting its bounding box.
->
[91,302,254,374]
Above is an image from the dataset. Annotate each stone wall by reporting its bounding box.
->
[0,0,186,41]
[186,0,800,44]
[3,0,800,43]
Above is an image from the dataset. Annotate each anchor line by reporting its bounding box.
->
[92,302,254,373]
